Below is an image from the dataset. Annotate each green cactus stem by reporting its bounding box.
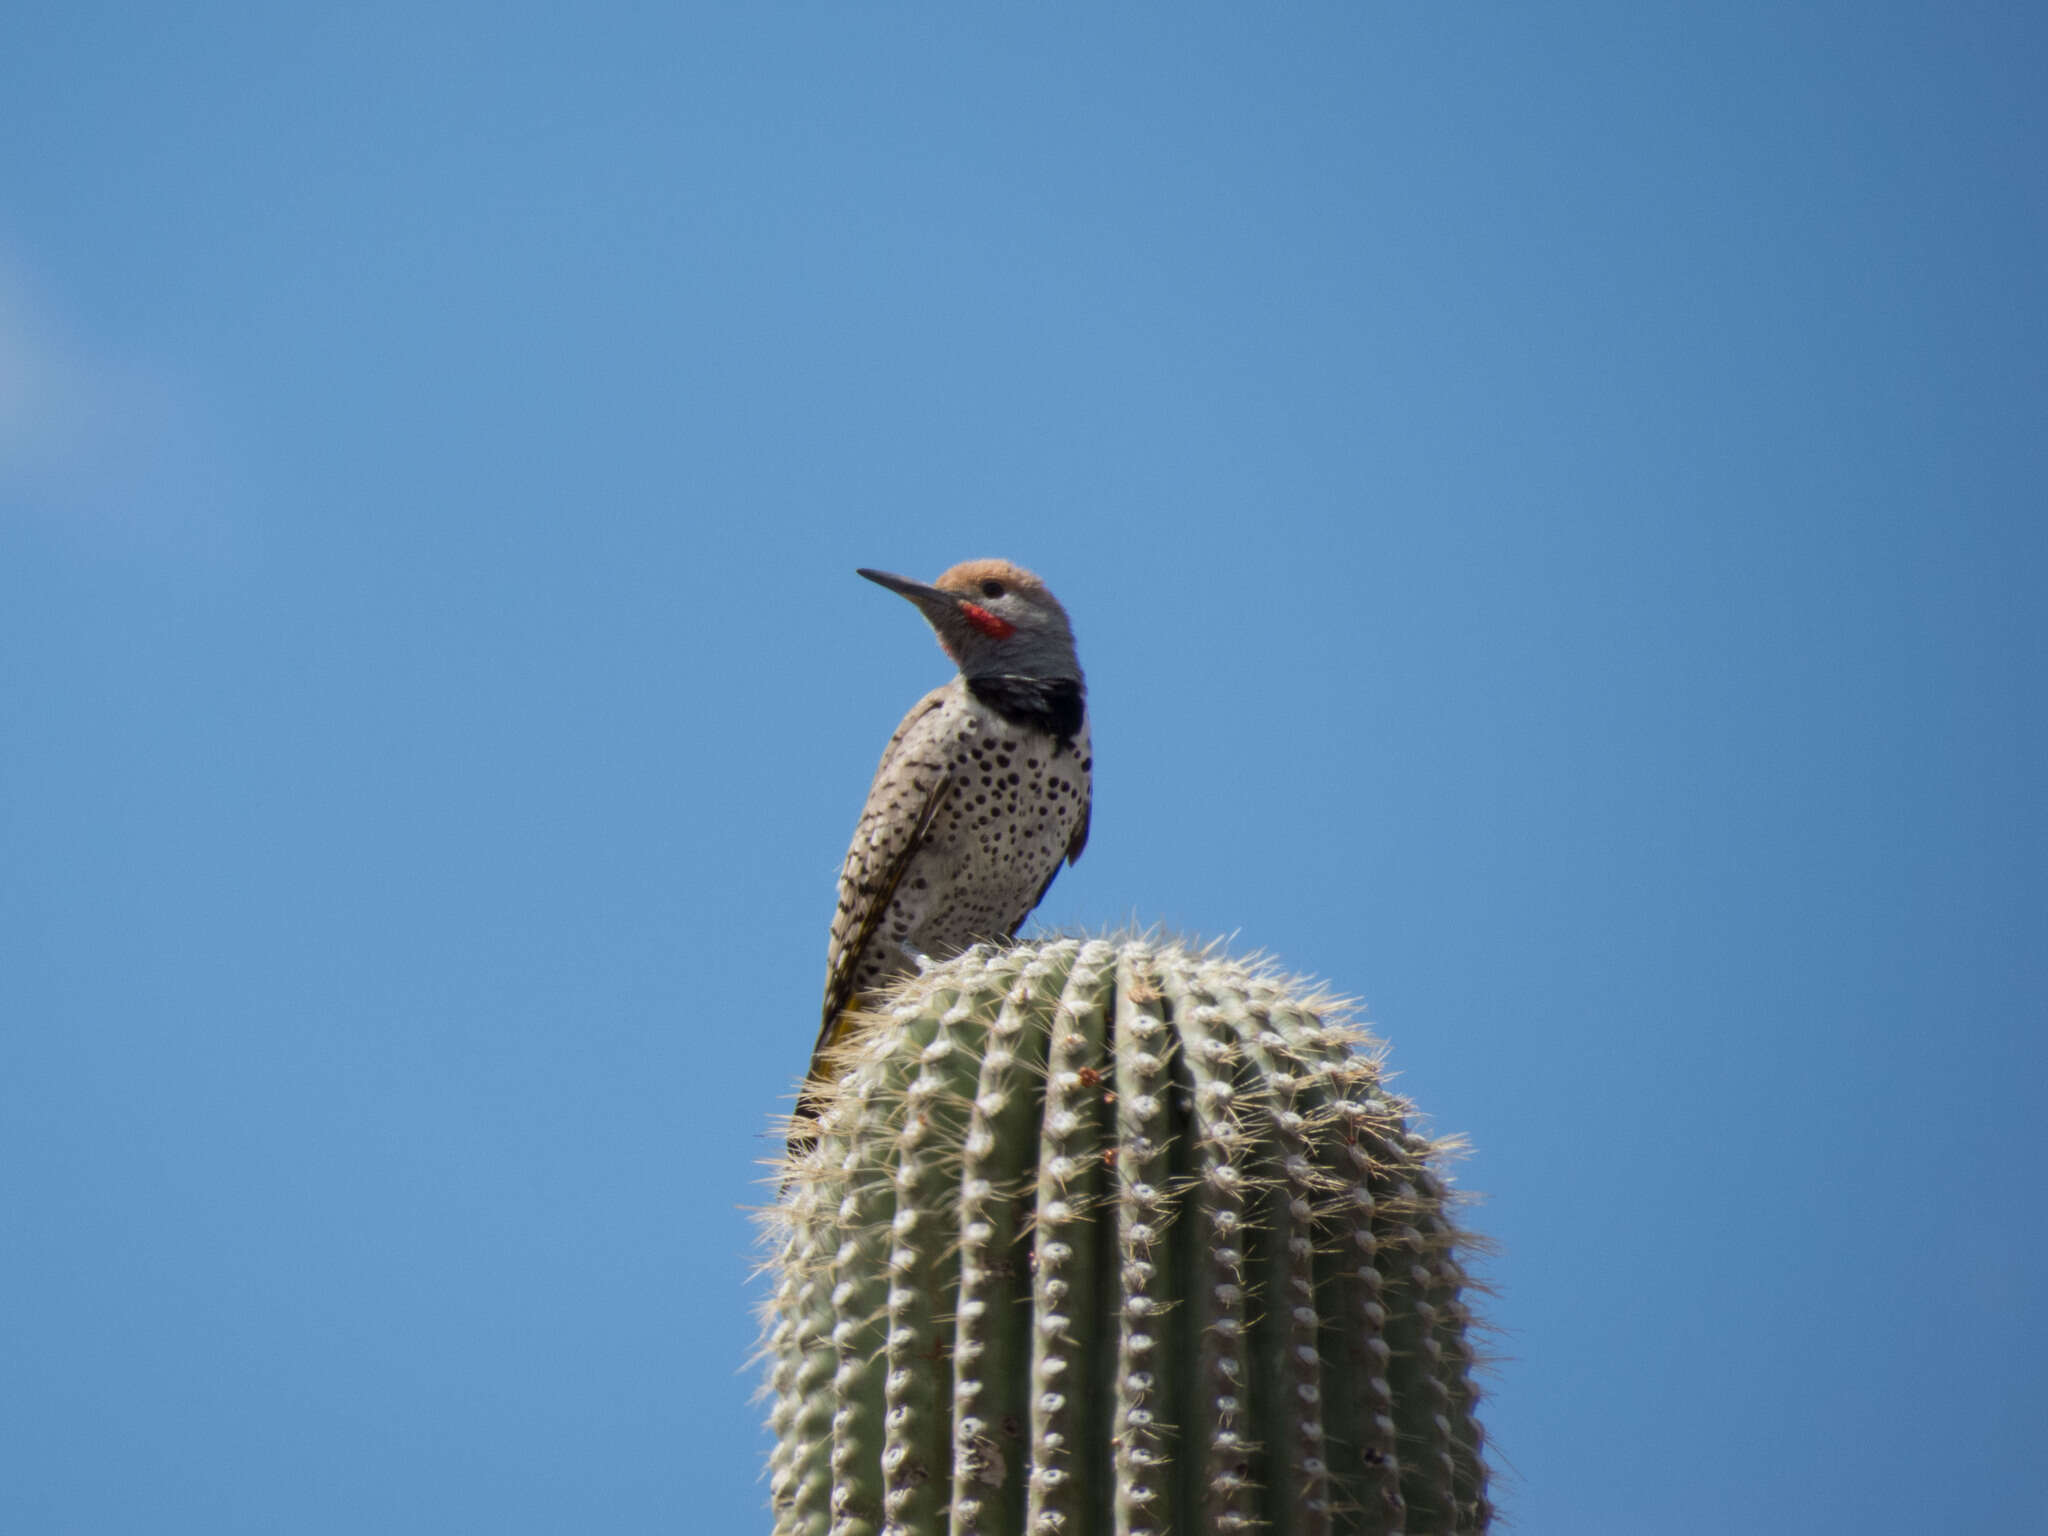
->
[760,937,1491,1536]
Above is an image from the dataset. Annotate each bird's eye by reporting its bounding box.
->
[980,580,1006,599]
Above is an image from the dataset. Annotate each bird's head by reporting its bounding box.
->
[859,559,1082,683]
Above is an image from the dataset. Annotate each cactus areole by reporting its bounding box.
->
[761,938,1491,1536]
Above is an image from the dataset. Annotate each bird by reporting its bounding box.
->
[794,559,1092,1144]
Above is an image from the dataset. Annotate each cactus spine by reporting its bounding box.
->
[762,938,1490,1535]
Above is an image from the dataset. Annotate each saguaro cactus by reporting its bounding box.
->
[762,937,1490,1536]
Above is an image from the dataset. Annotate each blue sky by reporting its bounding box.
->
[4,5,2043,1532]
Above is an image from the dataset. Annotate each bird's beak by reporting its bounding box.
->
[857,567,963,620]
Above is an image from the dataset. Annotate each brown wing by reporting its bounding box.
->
[811,685,957,1067]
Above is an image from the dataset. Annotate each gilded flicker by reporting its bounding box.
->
[796,560,1092,1134]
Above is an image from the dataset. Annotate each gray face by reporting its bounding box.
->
[859,561,1083,683]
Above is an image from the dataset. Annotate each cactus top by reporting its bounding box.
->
[765,938,1493,1536]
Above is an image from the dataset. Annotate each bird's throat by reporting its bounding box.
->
[965,674,1086,744]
